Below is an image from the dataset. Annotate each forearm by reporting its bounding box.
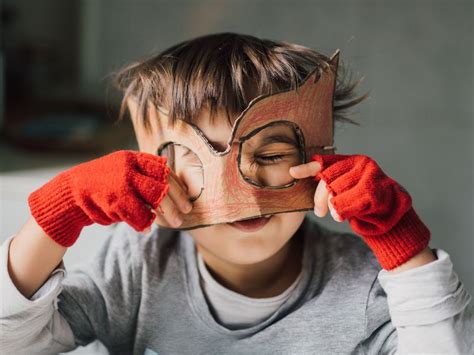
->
[8,216,67,298]
[389,246,437,274]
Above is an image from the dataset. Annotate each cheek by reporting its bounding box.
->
[276,211,307,228]
[270,212,306,245]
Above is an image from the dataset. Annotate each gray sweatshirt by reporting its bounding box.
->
[1,216,472,354]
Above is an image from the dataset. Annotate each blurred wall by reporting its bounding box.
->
[2,0,79,99]
[77,0,473,293]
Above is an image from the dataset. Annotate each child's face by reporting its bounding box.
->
[133,107,306,265]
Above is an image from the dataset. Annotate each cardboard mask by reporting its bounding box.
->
[151,49,340,230]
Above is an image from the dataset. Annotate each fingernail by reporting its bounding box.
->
[310,161,320,171]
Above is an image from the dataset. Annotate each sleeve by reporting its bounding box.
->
[0,222,143,354]
[0,234,77,354]
[376,247,473,354]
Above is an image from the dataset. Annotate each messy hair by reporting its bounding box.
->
[113,32,368,133]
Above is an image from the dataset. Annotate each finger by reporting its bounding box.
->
[168,169,189,193]
[152,209,169,228]
[314,179,330,217]
[289,161,322,179]
[153,194,184,228]
[328,193,344,222]
[167,174,193,214]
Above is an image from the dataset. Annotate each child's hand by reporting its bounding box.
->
[289,154,431,270]
[151,169,193,229]
[28,150,185,247]
[289,160,344,222]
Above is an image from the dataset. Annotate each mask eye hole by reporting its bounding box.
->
[157,142,204,201]
[239,122,305,188]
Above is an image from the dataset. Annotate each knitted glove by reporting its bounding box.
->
[28,150,170,247]
[311,154,430,270]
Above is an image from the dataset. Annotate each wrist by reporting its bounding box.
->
[389,246,437,274]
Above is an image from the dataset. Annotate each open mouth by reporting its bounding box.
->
[227,215,272,233]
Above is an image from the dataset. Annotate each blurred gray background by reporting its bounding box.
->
[1,1,472,353]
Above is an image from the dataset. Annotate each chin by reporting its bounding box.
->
[223,239,284,265]
[190,212,306,266]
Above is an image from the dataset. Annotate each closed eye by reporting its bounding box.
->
[256,155,284,164]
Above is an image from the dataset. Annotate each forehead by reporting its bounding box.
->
[191,108,234,150]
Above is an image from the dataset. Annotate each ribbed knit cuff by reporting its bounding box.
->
[362,207,431,270]
[28,172,92,248]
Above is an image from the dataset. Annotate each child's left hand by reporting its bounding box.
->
[289,154,431,270]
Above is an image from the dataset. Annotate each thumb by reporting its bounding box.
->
[289,161,322,179]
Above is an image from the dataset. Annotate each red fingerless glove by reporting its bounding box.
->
[28,150,170,247]
[311,154,430,270]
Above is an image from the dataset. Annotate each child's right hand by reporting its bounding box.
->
[28,150,191,248]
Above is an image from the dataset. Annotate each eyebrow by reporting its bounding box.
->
[261,134,298,147]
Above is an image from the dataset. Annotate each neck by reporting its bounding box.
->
[196,231,304,298]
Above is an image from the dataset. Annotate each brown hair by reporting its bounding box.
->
[113,32,368,133]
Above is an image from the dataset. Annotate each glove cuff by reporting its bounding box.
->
[28,172,92,248]
[361,207,431,270]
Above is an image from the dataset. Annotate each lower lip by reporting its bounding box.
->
[228,216,272,232]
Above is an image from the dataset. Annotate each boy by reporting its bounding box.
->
[1,33,472,354]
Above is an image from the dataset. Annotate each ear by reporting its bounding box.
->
[329,49,340,71]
